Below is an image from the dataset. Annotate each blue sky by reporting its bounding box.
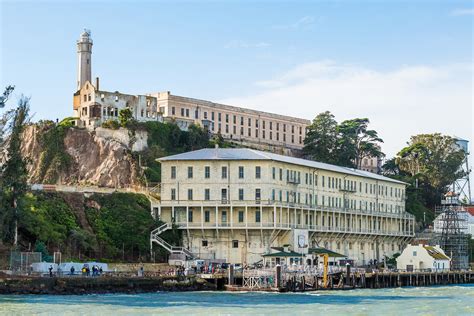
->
[1,0,473,158]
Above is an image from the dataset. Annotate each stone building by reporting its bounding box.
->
[151,148,415,265]
[72,30,309,150]
[396,244,450,271]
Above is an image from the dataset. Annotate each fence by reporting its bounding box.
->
[9,252,42,274]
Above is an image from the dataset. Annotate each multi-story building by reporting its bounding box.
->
[151,148,415,265]
[72,30,310,150]
[149,92,310,150]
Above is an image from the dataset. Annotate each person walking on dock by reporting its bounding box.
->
[48,265,53,277]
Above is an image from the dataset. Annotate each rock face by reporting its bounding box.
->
[22,125,140,188]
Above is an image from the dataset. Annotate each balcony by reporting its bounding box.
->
[174,221,414,237]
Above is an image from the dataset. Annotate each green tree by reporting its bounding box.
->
[303,111,338,164]
[0,96,30,246]
[337,118,384,169]
[303,112,384,169]
[396,133,465,208]
[118,108,133,128]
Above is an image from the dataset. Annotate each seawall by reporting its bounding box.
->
[0,276,219,295]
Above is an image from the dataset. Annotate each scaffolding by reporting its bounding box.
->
[434,193,469,270]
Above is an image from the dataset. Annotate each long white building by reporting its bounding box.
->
[151,148,415,265]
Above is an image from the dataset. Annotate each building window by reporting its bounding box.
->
[232,240,239,248]
[279,168,283,181]
[204,166,210,178]
[181,108,185,116]
[239,166,244,179]
[171,188,176,200]
[272,189,275,201]
[221,188,227,202]
[211,112,215,120]
[248,128,251,136]
[248,118,252,126]
[218,112,221,121]
[255,211,261,223]
[204,188,210,201]
[188,166,193,178]
[238,188,244,201]
[202,240,208,247]
[188,210,193,222]
[205,211,210,222]
[222,166,228,179]
[255,188,261,201]
[238,211,244,223]
[171,107,176,115]
[255,166,261,179]
[204,111,208,119]
[272,167,276,179]
[195,110,198,119]
[171,166,176,179]
[226,114,229,123]
[188,189,193,200]
[185,109,189,117]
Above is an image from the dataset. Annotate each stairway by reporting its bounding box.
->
[150,223,194,259]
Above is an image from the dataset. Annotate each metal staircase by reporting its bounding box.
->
[150,223,194,259]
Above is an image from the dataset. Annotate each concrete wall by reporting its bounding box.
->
[95,127,148,152]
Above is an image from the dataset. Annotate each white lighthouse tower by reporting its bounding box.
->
[76,29,93,91]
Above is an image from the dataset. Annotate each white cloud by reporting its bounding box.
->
[450,8,474,16]
[220,61,473,158]
[224,40,270,49]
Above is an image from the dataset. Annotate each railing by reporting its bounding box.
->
[173,221,413,236]
[150,223,195,258]
[158,200,415,220]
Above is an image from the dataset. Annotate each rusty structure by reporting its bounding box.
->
[435,192,469,270]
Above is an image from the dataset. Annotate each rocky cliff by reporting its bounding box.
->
[21,124,140,188]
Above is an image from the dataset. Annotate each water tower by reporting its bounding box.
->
[453,137,471,204]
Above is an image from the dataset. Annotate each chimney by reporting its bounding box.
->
[95,77,100,90]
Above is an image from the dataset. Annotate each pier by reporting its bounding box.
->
[224,268,474,292]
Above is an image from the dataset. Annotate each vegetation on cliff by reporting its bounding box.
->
[3,191,180,263]
[138,121,212,183]
[35,118,75,184]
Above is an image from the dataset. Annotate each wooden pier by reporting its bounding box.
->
[224,269,474,292]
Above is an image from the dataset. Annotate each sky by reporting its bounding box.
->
[1,0,473,162]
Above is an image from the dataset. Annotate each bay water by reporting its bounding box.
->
[0,284,472,315]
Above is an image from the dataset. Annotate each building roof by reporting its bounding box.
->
[158,148,407,185]
[262,250,303,257]
[423,246,450,260]
[463,206,474,217]
[308,247,346,258]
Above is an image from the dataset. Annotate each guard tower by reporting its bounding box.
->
[436,192,469,270]
[76,29,93,91]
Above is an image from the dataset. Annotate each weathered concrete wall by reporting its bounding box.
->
[95,127,148,152]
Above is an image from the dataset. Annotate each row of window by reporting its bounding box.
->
[171,165,404,199]
[174,165,262,180]
[169,187,404,213]
[210,122,303,144]
[171,106,304,134]
[182,209,407,235]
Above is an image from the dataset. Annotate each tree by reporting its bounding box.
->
[0,96,30,246]
[395,133,465,208]
[186,124,210,151]
[303,111,338,164]
[303,112,384,169]
[337,118,384,169]
[118,108,133,128]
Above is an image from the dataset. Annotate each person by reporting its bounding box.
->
[70,266,75,276]
[99,266,103,276]
[140,266,144,277]
[48,265,53,277]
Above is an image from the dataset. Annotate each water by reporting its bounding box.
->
[0,285,473,315]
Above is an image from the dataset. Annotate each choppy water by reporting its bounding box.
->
[0,284,473,315]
